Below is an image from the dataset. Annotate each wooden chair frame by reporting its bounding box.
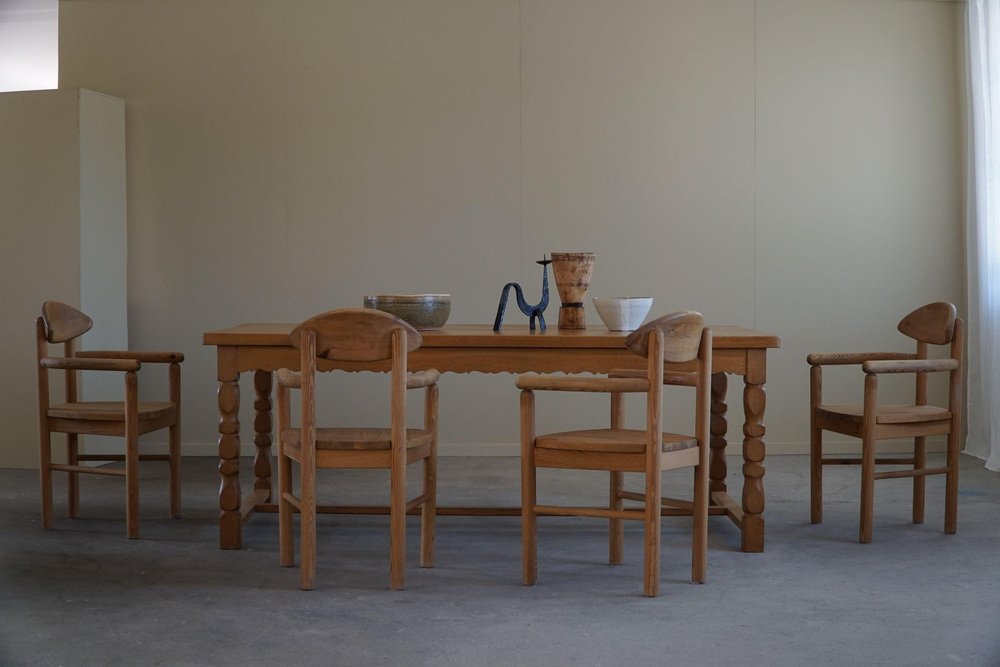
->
[275,308,438,591]
[517,312,711,597]
[808,302,964,543]
[36,301,182,538]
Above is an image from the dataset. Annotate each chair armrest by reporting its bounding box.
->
[807,352,915,366]
[862,358,959,374]
[406,369,440,389]
[608,368,696,387]
[276,369,301,388]
[40,356,140,372]
[516,373,650,393]
[76,350,184,363]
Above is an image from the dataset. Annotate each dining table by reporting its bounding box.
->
[203,322,780,552]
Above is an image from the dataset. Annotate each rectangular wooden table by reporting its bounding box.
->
[203,323,780,552]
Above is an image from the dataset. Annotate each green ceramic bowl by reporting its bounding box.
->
[363,294,451,330]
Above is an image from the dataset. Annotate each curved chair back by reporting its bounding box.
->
[41,301,93,344]
[624,311,705,362]
[897,302,957,345]
[290,308,421,362]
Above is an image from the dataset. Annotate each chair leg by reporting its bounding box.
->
[39,427,54,529]
[420,450,436,569]
[168,422,181,519]
[912,436,925,524]
[609,471,624,566]
[810,424,823,524]
[859,433,876,544]
[520,390,537,586]
[691,464,708,584]
[67,433,79,519]
[609,391,624,566]
[300,459,316,591]
[168,361,182,518]
[278,444,294,568]
[643,469,662,597]
[389,450,406,591]
[125,429,140,540]
[125,372,140,539]
[944,429,960,535]
[421,384,438,569]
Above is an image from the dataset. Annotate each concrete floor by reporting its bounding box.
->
[1,453,998,666]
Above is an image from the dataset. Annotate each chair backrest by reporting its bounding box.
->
[36,301,93,407]
[897,302,957,346]
[287,309,421,451]
[622,311,711,462]
[894,302,963,408]
[290,308,421,362]
[624,311,705,362]
[40,301,93,344]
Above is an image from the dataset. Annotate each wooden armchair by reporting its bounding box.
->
[808,302,964,543]
[36,301,183,538]
[276,308,438,591]
[517,311,711,597]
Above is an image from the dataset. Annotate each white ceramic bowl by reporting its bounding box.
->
[363,294,451,330]
[593,297,653,331]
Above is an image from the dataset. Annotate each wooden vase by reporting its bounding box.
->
[550,252,595,329]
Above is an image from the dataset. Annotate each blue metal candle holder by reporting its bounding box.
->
[493,256,552,332]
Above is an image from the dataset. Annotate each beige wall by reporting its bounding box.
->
[0,88,127,467]
[54,0,965,458]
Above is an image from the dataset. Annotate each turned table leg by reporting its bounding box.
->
[709,372,728,494]
[253,370,273,502]
[218,347,242,549]
[741,349,767,552]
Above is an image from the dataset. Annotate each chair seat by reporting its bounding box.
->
[48,401,175,421]
[536,428,697,454]
[817,403,951,425]
[281,427,433,451]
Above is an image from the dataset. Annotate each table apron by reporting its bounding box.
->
[231,346,752,376]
